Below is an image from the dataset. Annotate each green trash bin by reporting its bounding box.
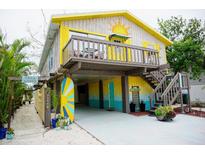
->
[182,94,188,104]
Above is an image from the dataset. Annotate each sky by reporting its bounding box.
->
[0,9,205,66]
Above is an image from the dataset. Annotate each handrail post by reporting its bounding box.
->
[157,52,160,65]
[142,50,145,64]
[71,39,74,57]
[186,73,191,112]
[125,47,128,62]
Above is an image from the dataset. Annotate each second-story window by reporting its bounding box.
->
[48,48,54,71]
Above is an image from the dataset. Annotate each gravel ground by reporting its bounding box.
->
[0,103,102,145]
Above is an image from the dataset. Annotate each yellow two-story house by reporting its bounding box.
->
[37,10,190,122]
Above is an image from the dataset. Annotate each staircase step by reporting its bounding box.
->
[143,72,149,75]
[151,80,158,83]
[145,74,152,78]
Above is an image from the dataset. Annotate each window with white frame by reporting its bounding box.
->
[48,48,54,71]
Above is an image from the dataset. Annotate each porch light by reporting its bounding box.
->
[129,87,141,92]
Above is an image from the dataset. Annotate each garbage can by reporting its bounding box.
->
[140,101,146,112]
[130,102,136,112]
[182,94,188,104]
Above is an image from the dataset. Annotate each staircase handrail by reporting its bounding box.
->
[161,72,179,97]
[150,70,165,82]
[150,74,167,107]
[153,75,167,94]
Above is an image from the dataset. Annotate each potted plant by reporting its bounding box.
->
[155,105,176,121]
[55,114,64,130]
[56,120,61,130]
[50,90,59,128]
[62,118,70,130]
[0,112,8,140]
[6,128,14,140]
[0,127,7,140]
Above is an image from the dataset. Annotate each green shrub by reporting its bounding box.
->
[56,120,61,128]
[155,105,176,121]
[50,90,59,117]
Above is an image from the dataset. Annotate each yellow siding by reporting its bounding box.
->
[88,82,100,108]
[128,76,153,95]
[128,76,153,110]
[59,23,69,64]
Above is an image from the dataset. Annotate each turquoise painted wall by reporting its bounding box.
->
[87,76,153,112]
[103,77,123,112]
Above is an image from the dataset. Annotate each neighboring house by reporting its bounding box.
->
[36,10,190,120]
[190,75,205,103]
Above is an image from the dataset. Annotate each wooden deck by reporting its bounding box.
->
[63,35,160,74]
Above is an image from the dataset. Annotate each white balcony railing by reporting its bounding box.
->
[63,35,160,67]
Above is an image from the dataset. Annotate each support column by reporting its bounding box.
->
[44,82,51,128]
[121,76,129,113]
[56,79,61,114]
[187,74,191,112]
[99,80,104,109]
[180,91,184,113]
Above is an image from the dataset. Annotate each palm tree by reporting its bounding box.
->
[0,33,33,128]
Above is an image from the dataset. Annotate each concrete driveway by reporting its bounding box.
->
[75,106,205,145]
[0,103,102,145]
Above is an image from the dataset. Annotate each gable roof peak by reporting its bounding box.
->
[51,10,172,46]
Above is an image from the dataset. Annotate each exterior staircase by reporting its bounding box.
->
[142,70,190,115]
[142,70,166,88]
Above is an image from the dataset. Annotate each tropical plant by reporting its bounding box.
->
[63,119,68,127]
[155,105,176,121]
[0,32,33,128]
[56,115,69,129]
[56,120,61,128]
[0,112,8,128]
[50,90,59,117]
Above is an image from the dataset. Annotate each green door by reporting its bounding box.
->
[108,81,115,110]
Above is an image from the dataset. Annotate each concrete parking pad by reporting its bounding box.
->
[75,106,205,145]
[0,103,102,145]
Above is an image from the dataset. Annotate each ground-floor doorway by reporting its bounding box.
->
[77,84,89,106]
